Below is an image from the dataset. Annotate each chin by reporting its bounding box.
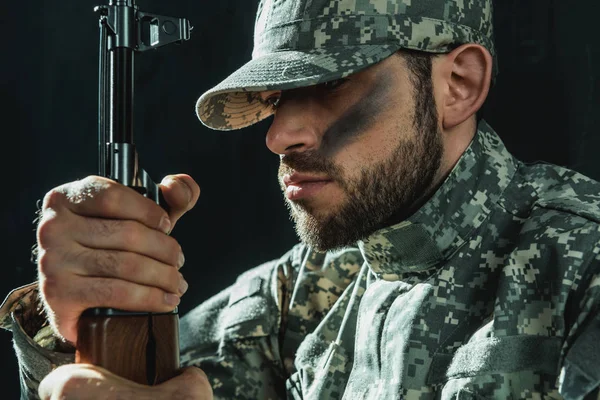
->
[291,209,357,252]
[290,198,339,222]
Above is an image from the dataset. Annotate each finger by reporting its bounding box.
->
[39,364,156,400]
[43,176,172,234]
[72,217,184,268]
[157,366,213,399]
[159,174,200,230]
[43,275,181,342]
[64,246,187,296]
[69,275,181,312]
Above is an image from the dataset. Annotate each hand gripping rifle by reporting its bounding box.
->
[74,0,192,385]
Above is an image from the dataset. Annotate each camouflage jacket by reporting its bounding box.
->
[1,120,599,399]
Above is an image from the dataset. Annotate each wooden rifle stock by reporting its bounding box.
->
[74,0,191,384]
[76,310,179,385]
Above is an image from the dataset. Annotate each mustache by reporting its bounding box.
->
[279,151,341,179]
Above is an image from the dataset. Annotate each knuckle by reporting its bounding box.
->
[81,175,113,193]
[59,177,107,206]
[120,220,143,249]
[95,186,122,215]
[36,247,51,271]
[57,374,94,398]
[42,188,66,210]
[37,248,60,278]
[187,367,210,384]
[184,368,212,397]
[38,274,61,303]
[36,212,61,248]
[120,252,141,278]
[167,368,212,400]
[146,208,166,231]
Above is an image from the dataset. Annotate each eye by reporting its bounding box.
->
[263,95,281,108]
[319,78,348,91]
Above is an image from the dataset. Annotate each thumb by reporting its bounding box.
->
[157,367,213,399]
[159,174,200,230]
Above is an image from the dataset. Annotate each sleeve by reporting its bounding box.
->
[558,250,600,400]
[179,254,297,400]
[0,283,76,400]
[2,246,300,400]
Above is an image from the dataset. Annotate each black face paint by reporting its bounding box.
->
[280,62,444,251]
[319,74,393,157]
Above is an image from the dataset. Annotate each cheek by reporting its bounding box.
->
[332,117,413,177]
[329,141,384,184]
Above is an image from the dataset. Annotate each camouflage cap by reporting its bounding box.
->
[196,0,497,131]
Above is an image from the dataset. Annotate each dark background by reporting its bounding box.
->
[2,0,599,398]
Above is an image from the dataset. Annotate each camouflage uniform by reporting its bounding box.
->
[2,120,599,399]
[2,0,599,398]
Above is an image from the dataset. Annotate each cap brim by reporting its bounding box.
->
[196,44,401,131]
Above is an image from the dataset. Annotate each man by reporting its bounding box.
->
[1,0,599,398]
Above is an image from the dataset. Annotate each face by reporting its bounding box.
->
[262,54,444,251]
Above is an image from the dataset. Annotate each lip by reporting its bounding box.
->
[283,172,332,201]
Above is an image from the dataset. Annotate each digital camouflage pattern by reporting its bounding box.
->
[4,120,597,399]
[195,0,497,131]
[0,283,76,398]
[179,120,600,399]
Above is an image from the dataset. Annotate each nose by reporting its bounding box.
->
[264,90,320,155]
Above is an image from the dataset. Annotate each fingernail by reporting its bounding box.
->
[179,274,188,295]
[160,216,171,234]
[180,180,193,204]
[164,293,180,307]
[178,250,185,269]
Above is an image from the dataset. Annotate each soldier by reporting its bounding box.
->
[1,0,599,398]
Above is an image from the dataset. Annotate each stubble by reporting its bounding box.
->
[279,63,443,251]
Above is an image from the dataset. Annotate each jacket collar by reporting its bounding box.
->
[357,120,517,280]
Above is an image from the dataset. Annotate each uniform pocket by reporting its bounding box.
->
[429,335,561,383]
[445,335,560,379]
[429,335,562,399]
[222,274,279,341]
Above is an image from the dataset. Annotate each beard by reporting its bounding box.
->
[278,83,443,252]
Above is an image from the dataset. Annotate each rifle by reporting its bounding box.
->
[74,0,192,385]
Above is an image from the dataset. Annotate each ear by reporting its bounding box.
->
[436,44,493,130]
